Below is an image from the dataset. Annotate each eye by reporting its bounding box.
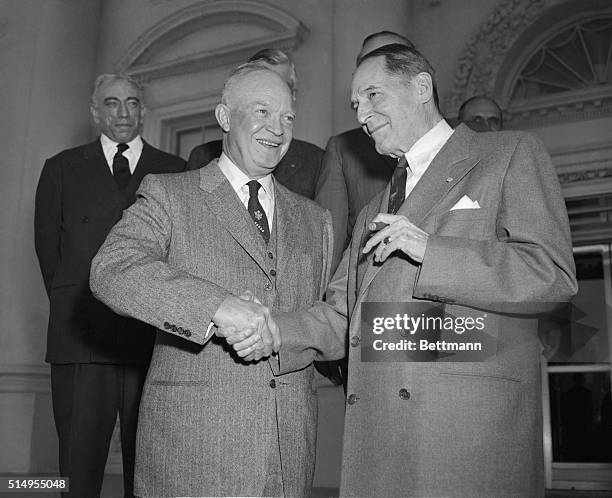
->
[126,100,140,109]
[283,114,295,124]
[255,108,269,117]
[368,91,380,101]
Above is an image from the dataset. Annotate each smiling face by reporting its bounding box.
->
[351,56,431,158]
[90,78,144,143]
[216,69,294,179]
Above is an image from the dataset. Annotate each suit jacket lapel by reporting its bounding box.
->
[199,161,269,271]
[357,125,480,299]
[273,180,300,279]
[78,139,122,214]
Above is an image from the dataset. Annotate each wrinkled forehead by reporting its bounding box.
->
[351,56,393,96]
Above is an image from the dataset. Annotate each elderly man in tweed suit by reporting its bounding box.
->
[91,62,344,497]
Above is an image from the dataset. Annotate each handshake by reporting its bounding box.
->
[212,291,280,362]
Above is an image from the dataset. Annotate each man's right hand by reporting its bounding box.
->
[212,294,280,360]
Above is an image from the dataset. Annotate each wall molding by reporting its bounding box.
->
[115,0,307,82]
[0,364,50,393]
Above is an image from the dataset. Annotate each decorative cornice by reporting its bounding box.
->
[445,0,561,115]
[115,0,307,82]
[504,86,612,129]
[0,364,50,393]
[559,167,612,185]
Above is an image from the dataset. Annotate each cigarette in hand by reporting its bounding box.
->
[369,221,388,232]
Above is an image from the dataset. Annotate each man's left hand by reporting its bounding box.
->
[363,213,429,263]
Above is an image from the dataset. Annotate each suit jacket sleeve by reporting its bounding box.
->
[90,174,231,344]
[315,136,349,272]
[274,227,350,375]
[34,157,62,296]
[415,133,577,310]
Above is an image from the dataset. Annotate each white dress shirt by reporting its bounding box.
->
[217,152,275,230]
[100,134,143,174]
[402,119,454,199]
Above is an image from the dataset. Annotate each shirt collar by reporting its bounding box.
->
[217,152,274,197]
[404,119,454,173]
[100,133,143,156]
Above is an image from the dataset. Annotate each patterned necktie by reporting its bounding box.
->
[387,155,409,214]
[112,143,131,190]
[247,180,270,243]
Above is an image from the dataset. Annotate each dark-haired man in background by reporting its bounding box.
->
[457,95,503,132]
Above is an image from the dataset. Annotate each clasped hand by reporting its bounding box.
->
[213,291,280,362]
[363,213,429,264]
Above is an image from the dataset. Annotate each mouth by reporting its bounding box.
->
[367,122,388,135]
[256,138,281,148]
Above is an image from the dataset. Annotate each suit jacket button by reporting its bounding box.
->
[177,327,184,334]
[171,325,177,332]
[81,216,89,223]
[399,388,411,400]
[270,269,276,277]
[185,330,191,337]
[163,321,171,330]
[264,282,273,291]
[269,379,276,388]
[267,252,274,259]
[347,393,358,405]
[350,336,360,347]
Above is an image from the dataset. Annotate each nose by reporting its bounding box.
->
[356,101,372,126]
[266,115,283,136]
[117,101,129,118]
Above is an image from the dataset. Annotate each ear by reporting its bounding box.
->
[215,104,231,132]
[90,104,100,125]
[140,103,147,118]
[414,72,434,105]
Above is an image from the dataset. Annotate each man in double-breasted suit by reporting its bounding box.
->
[275,44,578,497]
[34,74,185,496]
[90,64,344,497]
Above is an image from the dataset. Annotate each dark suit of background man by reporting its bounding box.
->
[276,44,578,497]
[34,73,185,497]
[187,48,324,200]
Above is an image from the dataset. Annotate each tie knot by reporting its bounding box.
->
[396,155,408,171]
[116,143,129,154]
[247,180,261,197]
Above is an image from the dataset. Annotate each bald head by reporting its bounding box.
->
[216,63,294,179]
[458,96,503,132]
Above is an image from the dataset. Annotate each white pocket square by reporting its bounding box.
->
[450,195,481,211]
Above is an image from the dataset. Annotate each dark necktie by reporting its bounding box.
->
[247,180,270,243]
[112,143,131,190]
[387,155,409,215]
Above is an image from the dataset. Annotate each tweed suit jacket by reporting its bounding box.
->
[276,125,578,497]
[187,138,324,199]
[314,127,396,271]
[34,138,185,364]
[90,162,344,497]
